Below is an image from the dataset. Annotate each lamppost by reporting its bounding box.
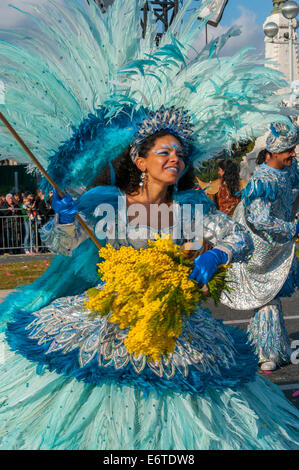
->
[264,1,299,83]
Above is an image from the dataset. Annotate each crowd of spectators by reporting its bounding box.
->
[0,189,54,254]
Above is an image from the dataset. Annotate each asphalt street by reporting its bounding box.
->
[207,294,299,409]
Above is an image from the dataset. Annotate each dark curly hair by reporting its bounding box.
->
[90,130,195,198]
[218,159,240,198]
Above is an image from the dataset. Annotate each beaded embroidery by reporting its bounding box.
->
[130,106,193,163]
[26,292,237,379]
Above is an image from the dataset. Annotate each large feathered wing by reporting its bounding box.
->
[0,0,290,192]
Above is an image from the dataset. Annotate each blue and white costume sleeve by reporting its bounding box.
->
[289,158,299,191]
[201,207,252,264]
[246,197,296,242]
[40,214,88,256]
[246,160,299,243]
[221,162,299,365]
[289,159,299,215]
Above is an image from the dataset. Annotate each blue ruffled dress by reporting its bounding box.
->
[0,187,299,450]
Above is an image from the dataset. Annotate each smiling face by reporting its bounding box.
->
[135,134,186,187]
[270,146,297,169]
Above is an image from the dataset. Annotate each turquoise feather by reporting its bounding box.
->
[184,82,198,93]
[0,0,289,185]
[242,178,278,206]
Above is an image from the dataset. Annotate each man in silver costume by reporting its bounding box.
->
[221,119,299,371]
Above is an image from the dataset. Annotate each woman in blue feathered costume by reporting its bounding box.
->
[1,112,299,450]
[0,0,299,450]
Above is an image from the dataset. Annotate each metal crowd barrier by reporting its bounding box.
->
[0,212,50,254]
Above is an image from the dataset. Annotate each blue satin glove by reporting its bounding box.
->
[189,249,228,285]
[296,222,299,237]
[51,188,78,224]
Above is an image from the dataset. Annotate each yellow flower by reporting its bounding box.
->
[85,235,230,362]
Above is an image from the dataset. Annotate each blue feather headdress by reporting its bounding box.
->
[129,106,194,163]
[0,0,291,193]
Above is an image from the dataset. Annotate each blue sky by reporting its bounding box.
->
[0,1,275,27]
[0,0,276,55]
[220,0,273,26]
[196,0,275,55]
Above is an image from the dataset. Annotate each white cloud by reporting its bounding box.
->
[0,2,264,57]
[0,1,44,28]
[220,7,265,56]
[193,6,265,58]
[0,0,84,28]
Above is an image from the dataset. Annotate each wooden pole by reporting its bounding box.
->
[0,111,102,250]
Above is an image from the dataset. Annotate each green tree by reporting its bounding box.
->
[196,140,255,182]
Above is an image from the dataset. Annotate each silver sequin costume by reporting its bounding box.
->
[221,160,299,363]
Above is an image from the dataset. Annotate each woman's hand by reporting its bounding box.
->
[189,249,228,285]
[51,188,78,224]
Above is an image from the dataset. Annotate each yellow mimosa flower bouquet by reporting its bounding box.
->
[85,236,230,362]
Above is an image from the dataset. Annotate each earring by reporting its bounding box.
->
[139,172,146,192]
